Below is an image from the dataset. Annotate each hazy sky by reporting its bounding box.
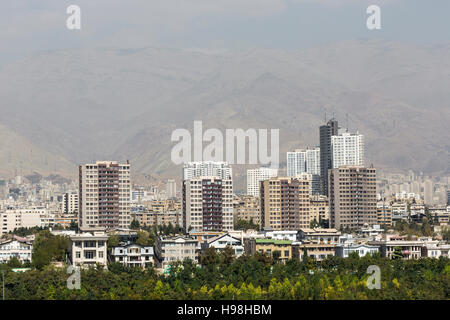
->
[1,0,450,63]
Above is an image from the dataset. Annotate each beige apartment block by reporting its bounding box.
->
[233,195,261,228]
[79,161,131,230]
[260,176,311,230]
[309,194,330,224]
[329,166,377,230]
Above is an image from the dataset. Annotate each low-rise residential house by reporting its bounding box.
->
[228,229,263,241]
[111,244,154,268]
[200,233,244,257]
[335,233,380,257]
[429,206,449,225]
[369,235,423,259]
[107,228,139,244]
[298,228,341,244]
[244,238,292,263]
[189,230,223,244]
[358,225,385,238]
[391,203,408,221]
[68,231,109,268]
[262,230,298,241]
[335,243,380,258]
[0,235,33,264]
[410,204,426,222]
[154,236,198,268]
[293,228,341,261]
[419,238,450,258]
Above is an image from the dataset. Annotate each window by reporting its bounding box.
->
[84,251,95,259]
[84,241,96,248]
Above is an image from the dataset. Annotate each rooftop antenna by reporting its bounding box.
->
[346,113,349,131]
[324,111,327,123]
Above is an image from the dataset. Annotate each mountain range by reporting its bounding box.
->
[0,39,448,191]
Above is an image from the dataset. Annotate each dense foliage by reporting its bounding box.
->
[1,250,448,300]
[234,219,259,231]
[31,231,69,270]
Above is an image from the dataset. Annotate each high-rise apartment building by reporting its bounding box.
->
[166,179,177,199]
[295,172,321,195]
[376,201,393,226]
[183,176,233,232]
[331,131,364,169]
[61,190,79,214]
[78,161,131,230]
[424,179,434,205]
[319,119,339,196]
[182,161,232,180]
[329,166,377,230]
[247,167,278,196]
[260,177,311,230]
[287,147,320,176]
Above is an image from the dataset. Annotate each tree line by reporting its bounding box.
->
[1,243,449,300]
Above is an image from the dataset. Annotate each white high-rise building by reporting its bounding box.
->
[287,147,320,177]
[331,131,364,169]
[166,179,177,199]
[247,167,278,196]
[182,161,232,180]
[424,179,434,205]
[61,190,79,214]
[79,161,131,230]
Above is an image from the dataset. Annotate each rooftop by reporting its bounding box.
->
[255,238,292,245]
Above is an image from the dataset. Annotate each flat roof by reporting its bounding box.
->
[255,238,292,245]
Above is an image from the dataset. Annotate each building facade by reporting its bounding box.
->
[233,195,261,228]
[111,244,154,268]
[0,236,33,264]
[376,202,393,226]
[201,233,244,257]
[61,190,79,214]
[287,147,320,177]
[329,166,377,230]
[260,177,311,230]
[331,131,364,169]
[294,228,341,261]
[182,161,232,181]
[309,195,330,225]
[0,207,46,235]
[154,236,198,268]
[68,231,109,268]
[319,119,339,196]
[183,176,233,232]
[79,161,131,230]
[245,238,292,263]
[247,167,278,196]
[166,179,177,199]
